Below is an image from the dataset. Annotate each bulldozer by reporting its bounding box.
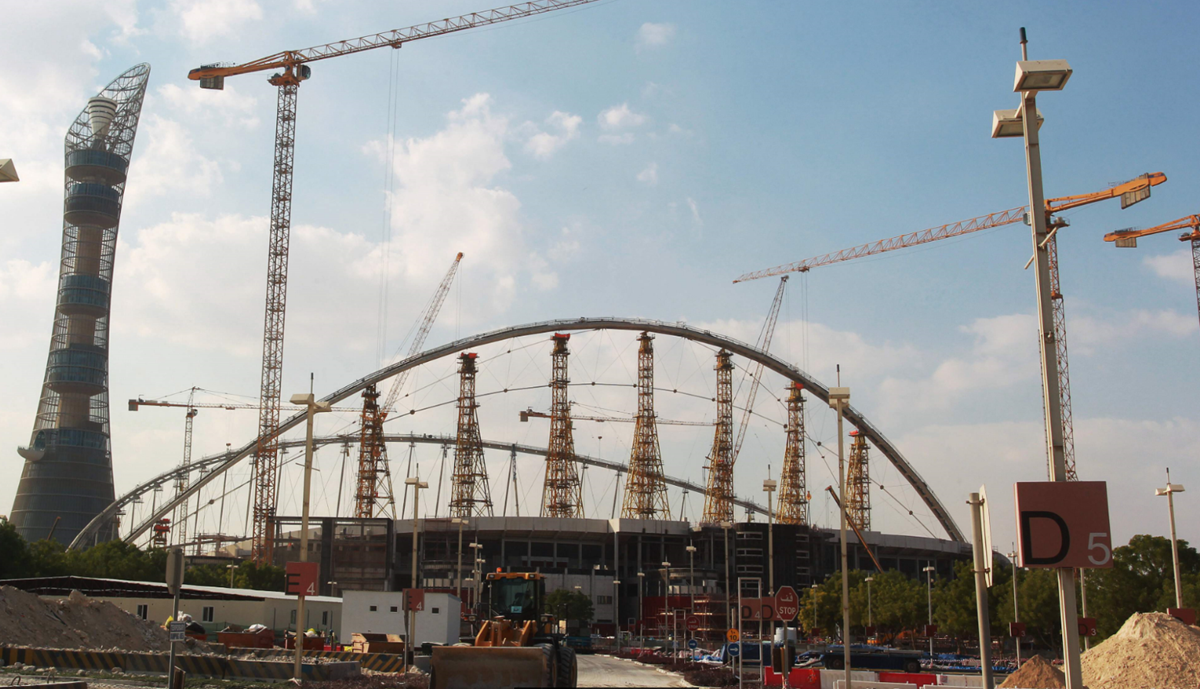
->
[429,571,578,689]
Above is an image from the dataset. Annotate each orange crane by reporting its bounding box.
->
[355,252,463,521]
[1104,214,1200,333]
[734,172,1167,481]
[187,0,602,561]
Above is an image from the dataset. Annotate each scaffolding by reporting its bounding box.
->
[777,383,808,526]
[622,333,670,519]
[353,385,395,519]
[846,430,871,531]
[702,350,735,524]
[450,353,493,517]
[541,334,583,517]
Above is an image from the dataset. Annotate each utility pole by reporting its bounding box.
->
[969,493,994,688]
[924,565,935,659]
[452,517,467,601]
[1156,469,1186,609]
[1009,549,1021,665]
[291,387,330,680]
[827,379,851,687]
[405,475,428,671]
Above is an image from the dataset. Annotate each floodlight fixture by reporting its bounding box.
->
[1014,60,1073,92]
[991,107,1045,139]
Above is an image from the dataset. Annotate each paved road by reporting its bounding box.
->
[577,654,693,687]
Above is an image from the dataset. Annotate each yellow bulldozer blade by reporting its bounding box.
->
[429,646,550,689]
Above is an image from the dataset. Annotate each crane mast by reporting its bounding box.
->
[188,1,599,562]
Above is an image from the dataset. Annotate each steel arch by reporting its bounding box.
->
[72,317,964,548]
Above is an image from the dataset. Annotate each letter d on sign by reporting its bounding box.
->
[1020,511,1071,565]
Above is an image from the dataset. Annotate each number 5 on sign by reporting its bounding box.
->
[1088,532,1111,566]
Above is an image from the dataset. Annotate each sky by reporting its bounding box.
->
[2,1,1198,555]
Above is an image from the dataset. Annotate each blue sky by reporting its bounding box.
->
[2,1,1198,552]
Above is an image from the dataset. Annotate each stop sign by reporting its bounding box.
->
[775,586,799,621]
[685,615,700,632]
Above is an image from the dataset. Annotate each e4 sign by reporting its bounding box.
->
[1014,481,1112,569]
[286,561,320,596]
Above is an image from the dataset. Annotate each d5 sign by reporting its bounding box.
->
[1014,481,1112,569]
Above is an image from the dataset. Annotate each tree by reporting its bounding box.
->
[1086,534,1199,639]
[545,589,593,632]
[0,519,30,579]
[855,570,924,642]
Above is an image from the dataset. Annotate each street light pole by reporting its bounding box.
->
[827,383,851,687]
[722,521,734,629]
[404,475,428,672]
[1156,469,1186,609]
[991,28,1082,688]
[865,576,873,629]
[637,571,645,651]
[1009,551,1021,665]
[452,517,467,602]
[923,565,935,660]
[613,578,622,654]
[289,389,330,680]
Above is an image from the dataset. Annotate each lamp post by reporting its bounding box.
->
[991,28,1083,689]
[686,544,697,615]
[289,390,330,680]
[923,565,935,659]
[1156,469,1186,609]
[810,583,818,637]
[1009,550,1021,665]
[662,561,672,653]
[226,563,236,588]
[469,542,484,621]
[612,578,622,654]
[721,521,734,628]
[865,576,874,630]
[637,571,645,648]
[763,479,776,595]
[827,384,851,686]
[451,517,468,601]
[404,475,428,672]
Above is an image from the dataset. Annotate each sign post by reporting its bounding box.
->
[164,548,184,689]
[775,586,798,687]
[969,491,994,689]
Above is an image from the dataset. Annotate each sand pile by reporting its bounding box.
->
[1082,612,1200,689]
[999,654,1066,688]
[0,585,168,651]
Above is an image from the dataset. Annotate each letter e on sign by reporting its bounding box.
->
[285,561,319,596]
[1014,481,1112,569]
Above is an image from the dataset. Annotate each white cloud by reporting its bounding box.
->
[1143,248,1194,286]
[122,114,224,209]
[171,0,263,44]
[687,197,701,226]
[0,260,57,351]
[598,103,647,130]
[523,110,581,160]
[156,84,260,130]
[637,162,658,186]
[1070,307,1195,354]
[547,226,582,262]
[636,22,676,49]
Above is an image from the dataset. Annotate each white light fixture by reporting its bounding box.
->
[1014,60,1073,92]
[0,159,18,183]
[827,387,850,407]
[991,107,1045,139]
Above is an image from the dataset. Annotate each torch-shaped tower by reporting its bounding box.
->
[11,64,151,545]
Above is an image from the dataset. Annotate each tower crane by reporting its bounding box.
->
[355,252,464,521]
[733,172,1167,481]
[1104,214,1200,334]
[187,0,602,561]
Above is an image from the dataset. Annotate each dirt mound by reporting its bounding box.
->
[1082,612,1200,689]
[999,655,1066,688]
[0,585,168,651]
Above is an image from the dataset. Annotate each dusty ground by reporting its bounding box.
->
[577,654,694,687]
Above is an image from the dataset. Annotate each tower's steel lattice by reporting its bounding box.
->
[11,64,151,545]
[846,430,872,531]
[250,83,298,562]
[450,353,493,517]
[777,383,808,525]
[621,333,670,519]
[702,350,735,524]
[541,334,582,517]
[353,385,395,518]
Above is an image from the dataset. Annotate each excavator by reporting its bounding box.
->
[429,571,578,689]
